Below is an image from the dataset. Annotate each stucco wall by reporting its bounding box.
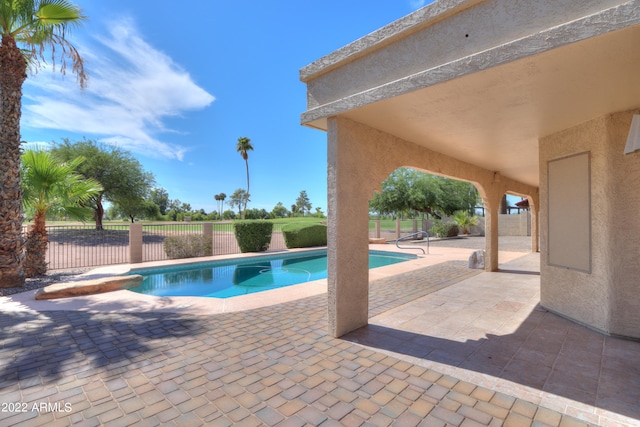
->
[461,213,531,236]
[498,213,530,236]
[539,109,640,338]
[607,111,640,337]
[302,0,628,109]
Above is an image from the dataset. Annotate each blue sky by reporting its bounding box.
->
[21,1,435,214]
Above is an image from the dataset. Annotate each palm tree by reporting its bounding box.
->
[452,210,479,235]
[21,150,102,277]
[0,0,87,287]
[214,192,226,220]
[236,137,253,219]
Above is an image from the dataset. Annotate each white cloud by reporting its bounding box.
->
[409,0,429,10]
[22,17,215,161]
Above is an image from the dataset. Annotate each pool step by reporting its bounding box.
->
[34,275,143,300]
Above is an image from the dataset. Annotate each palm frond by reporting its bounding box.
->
[2,0,87,86]
[21,149,103,221]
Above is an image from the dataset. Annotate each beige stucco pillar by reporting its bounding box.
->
[483,189,503,272]
[327,117,373,337]
[129,223,143,263]
[529,195,540,253]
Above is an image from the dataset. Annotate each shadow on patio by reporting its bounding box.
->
[344,254,640,424]
[0,310,204,387]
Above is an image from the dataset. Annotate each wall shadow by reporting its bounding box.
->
[343,306,640,421]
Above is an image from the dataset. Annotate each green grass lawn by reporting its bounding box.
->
[369,219,420,231]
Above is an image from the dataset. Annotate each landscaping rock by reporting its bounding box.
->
[468,250,485,269]
[34,275,143,300]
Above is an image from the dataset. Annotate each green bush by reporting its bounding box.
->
[430,221,460,238]
[163,234,213,259]
[233,221,273,252]
[452,210,479,234]
[282,222,327,249]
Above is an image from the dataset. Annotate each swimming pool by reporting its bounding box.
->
[128,250,417,298]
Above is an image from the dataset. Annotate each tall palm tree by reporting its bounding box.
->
[236,137,253,220]
[214,192,226,219]
[21,149,102,277]
[0,0,86,287]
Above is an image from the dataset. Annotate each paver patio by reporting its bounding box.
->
[0,238,638,426]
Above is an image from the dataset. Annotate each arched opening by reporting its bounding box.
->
[493,191,535,268]
[368,166,488,259]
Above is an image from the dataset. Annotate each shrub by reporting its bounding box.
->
[163,234,212,259]
[282,222,327,249]
[430,221,460,238]
[452,210,479,234]
[233,221,273,252]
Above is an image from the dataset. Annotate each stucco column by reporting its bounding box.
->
[327,117,372,337]
[202,223,213,256]
[129,223,143,264]
[529,195,540,253]
[484,190,503,272]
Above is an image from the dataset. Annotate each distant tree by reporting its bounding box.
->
[314,207,325,218]
[295,190,312,216]
[21,150,101,276]
[0,0,88,287]
[222,209,236,220]
[436,179,480,217]
[229,188,249,217]
[165,199,191,221]
[168,199,191,213]
[150,188,170,215]
[236,137,253,219]
[110,168,156,223]
[369,168,478,219]
[112,198,160,223]
[214,192,226,219]
[245,208,269,220]
[51,139,155,229]
[270,202,288,218]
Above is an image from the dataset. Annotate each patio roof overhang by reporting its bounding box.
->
[300,0,640,188]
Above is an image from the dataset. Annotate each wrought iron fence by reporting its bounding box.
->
[37,222,289,271]
[44,224,130,270]
[368,219,433,241]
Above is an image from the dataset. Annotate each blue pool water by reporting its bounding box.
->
[128,250,417,298]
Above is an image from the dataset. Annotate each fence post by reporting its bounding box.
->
[375,220,381,238]
[203,223,213,256]
[129,223,143,263]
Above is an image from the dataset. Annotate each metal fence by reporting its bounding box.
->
[368,219,434,241]
[46,224,130,270]
[39,222,288,271]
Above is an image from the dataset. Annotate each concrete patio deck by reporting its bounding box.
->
[0,237,638,426]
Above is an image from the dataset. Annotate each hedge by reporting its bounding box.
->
[163,235,213,259]
[233,221,273,252]
[282,222,327,249]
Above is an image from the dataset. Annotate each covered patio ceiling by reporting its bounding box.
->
[302,18,640,189]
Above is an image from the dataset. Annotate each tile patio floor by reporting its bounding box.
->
[0,237,638,426]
